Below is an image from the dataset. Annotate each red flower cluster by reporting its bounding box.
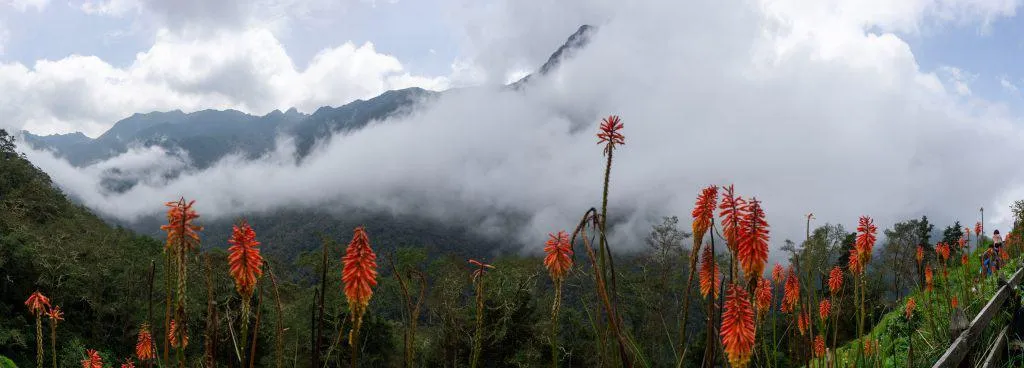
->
[738,198,769,281]
[699,247,721,299]
[721,285,756,368]
[692,185,719,249]
[905,297,916,319]
[342,227,378,314]
[160,198,203,251]
[828,266,843,294]
[596,115,625,155]
[719,185,746,253]
[543,231,573,282]
[227,220,263,299]
[754,278,772,315]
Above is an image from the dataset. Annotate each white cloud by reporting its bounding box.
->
[0,28,448,136]
[1000,75,1020,95]
[938,66,976,96]
[20,0,1024,256]
[3,0,49,12]
[77,0,349,35]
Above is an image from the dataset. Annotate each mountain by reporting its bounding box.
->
[21,25,595,169]
[15,25,598,259]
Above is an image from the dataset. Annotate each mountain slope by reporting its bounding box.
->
[22,25,595,170]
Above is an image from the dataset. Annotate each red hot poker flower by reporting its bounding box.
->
[951,296,958,309]
[828,266,843,294]
[120,359,136,368]
[782,268,800,313]
[699,247,721,299]
[136,324,155,361]
[25,291,50,316]
[160,198,203,251]
[169,319,188,348]
[47,305,63,323]
[738,198,769,282]
[720,284,756,368]
[596,115,625,155]
[925,267,934,292]
[227,220,264,300]
[905,297,916,319]
[936,242,950,262]
[342,227,378,315]
[719,185,747,253]
[82,349,103,368]
[819,299,831,320]
[916,245,924,265]
[855,216,877,265]
[754,278,772,315]
[797,311,809,335]
[691,185,719,249]
[961,254,969,266]
[543,231,573,281]
[975,222,983,236]
[771,263,784,285]
[813,335,826,358]
[848,247,863,275]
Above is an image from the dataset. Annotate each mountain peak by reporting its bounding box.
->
[510,24,595,88]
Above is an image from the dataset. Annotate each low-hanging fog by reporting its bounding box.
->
[14,0,1024,257]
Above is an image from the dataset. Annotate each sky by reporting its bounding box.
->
[4,0,1024,256]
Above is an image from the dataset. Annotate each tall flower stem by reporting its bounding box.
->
[34,314,42,368]
[550,280,564,368]
[147,260,155,368]
[164,250,172,364]
[470,276,485,368]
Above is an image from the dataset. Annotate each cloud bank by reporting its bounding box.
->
[16,0,1024,257]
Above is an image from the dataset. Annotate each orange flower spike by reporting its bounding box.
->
[24,291,50,316]
[82,349,103,368]
[771,263,784,285]
[46,305,63,323]
[855,216,877,264]
[342,226,378,313]
[227,220,264,299]
[691,185,719,249]
[782,267,800,313]
[797,311,809,335]
[136,324,155,361]
[168,319,188,348]
[121,359,136,368]
[951,296,959,309]
[864,338,877,356]
[958,236,967,249]
[738,198,770,281]
[961,254,969,266]
[848,247,862,275]
[160,198,203,251]
[916,245,924,265]
[925,267,933,292]
[813,335,826,358]
[905,297,916,319]
[975,222,983,236]
[719,185,747,253]
[720,285,756,368]
[819,299,831,320]
[936,243,950,262]
[828,266,843,294]
[699,247,721,299]
[596,115,625,155]
[1001,248,1010,261]
[754,278,772,315]
[543,231,573,281]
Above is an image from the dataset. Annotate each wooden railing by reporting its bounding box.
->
[932,266,1024,368]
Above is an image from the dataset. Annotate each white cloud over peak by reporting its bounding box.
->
[0,28,449,136]
[20,0,1024,257]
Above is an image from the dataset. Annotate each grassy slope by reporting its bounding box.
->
[827,244,1019,367]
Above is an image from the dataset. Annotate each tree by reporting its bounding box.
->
[941,222,964,255]
[880,220,921,300]
[0,129,16,158]
[644,216,690,265]
[915,216,934,251]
